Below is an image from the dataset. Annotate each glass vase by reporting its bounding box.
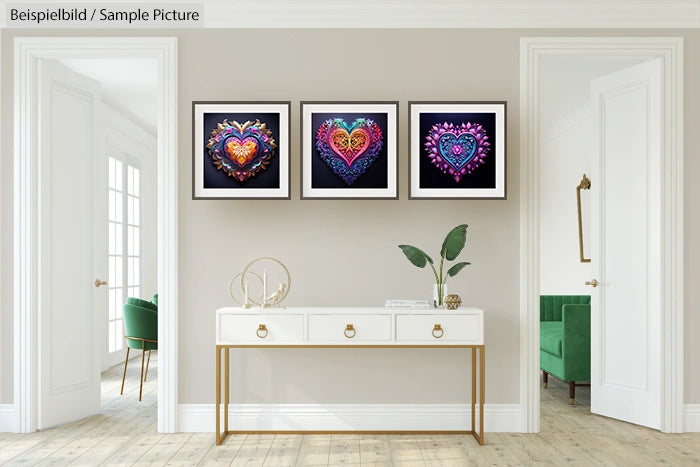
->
[433,283,448,308]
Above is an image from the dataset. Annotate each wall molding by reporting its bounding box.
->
[178,404,521,433]
[519,37,685,433]
[0,404,17,432]
[685,405,700,432]
[13,36,178,433]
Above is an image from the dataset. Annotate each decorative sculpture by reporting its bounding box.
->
[230,257,291,309]
[264,283,288,309]
[444,294,463,310]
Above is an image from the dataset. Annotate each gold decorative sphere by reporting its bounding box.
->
[444,294,462,310]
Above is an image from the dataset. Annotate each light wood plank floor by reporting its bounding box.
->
[1,357,699,466]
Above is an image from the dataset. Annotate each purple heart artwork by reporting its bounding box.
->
[315,118,383,185]
[206,119,276,183]
[424,122,491,183]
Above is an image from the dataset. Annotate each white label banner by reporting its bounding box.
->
[6,3,203,28]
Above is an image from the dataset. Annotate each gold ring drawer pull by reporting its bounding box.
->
[432,324,444,339]
[344,324,356,339]
[256,324,268,339]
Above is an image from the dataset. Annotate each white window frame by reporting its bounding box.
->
[107,153,143,356]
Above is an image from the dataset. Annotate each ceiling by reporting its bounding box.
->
[58,58,158,134]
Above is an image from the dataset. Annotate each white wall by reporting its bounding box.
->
[100,102,157,369]
[2,28,700,411]
[101,102,158,303]
[539,104,593,295]
[538,57,646,295]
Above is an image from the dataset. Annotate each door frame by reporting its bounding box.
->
[13,36,179,433]
[519,37,684,433]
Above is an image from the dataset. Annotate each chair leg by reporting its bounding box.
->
[569,381,575,405]
[542,370,548,388]
[139,342,146,401]
[144,350,151,382]
[120,347,130,395]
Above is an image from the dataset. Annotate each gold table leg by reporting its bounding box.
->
[213,344,485,446]
[468,346,485,446]
[216,346,221,446]
[471,347,476,434]
[478,346,485,445]
[224,347,230,434]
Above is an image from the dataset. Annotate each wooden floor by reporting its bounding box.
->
[1,357,699,466]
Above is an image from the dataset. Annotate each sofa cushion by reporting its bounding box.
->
[540,321,563,357]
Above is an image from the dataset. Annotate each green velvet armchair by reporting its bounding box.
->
[540,295,591,404]
[121,298,158,401]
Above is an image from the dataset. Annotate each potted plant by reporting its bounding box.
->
[398,224,471,307]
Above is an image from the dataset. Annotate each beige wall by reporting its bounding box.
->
[1,29,699,408]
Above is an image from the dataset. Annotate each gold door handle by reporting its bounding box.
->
[577,174,592,263]
[344,324,356,339]
[94,279,107,287]
[432,324,444,339]
[585,279,599,287]
[256,324,268,339]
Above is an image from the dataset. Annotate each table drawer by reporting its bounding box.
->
[218,314,303,343]
[308,314,391,342]
[396,314,482,343]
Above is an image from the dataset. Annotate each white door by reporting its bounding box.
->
[37,60,106,428]
[589,59,662,429]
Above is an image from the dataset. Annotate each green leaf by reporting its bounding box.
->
[447,261,471,277]
[398,245,434,268]
[440,224,468,261]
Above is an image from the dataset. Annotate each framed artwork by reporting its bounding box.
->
[192,101,290,199]
[301,101,398,199]
[409,101,506,199]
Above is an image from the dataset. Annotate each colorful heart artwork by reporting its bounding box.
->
[315,118,383,185]
[207,119,276,183]
[424,122,491,183]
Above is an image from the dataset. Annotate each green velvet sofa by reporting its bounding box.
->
[540,295,591,404]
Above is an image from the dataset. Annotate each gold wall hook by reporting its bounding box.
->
[576,174,592,263]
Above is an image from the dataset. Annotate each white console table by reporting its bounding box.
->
[215,307,485,445]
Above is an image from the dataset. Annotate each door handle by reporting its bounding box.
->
[585,279,599,287]
[94,279,107,287]
[576,174,592,263]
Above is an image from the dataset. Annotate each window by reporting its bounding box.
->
[108,156,141,353]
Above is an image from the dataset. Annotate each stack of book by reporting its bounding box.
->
[385,299,432,309]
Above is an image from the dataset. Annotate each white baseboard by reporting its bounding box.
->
[178,403,521,433]
[685,404,700,432]
[0,404,17,432]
